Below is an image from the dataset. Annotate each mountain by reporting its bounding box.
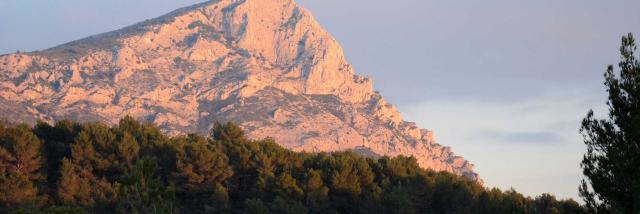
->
[0,0,478,181]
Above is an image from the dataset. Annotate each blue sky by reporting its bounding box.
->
[1,0,639,200]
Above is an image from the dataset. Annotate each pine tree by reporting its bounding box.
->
[57,158,93,206]
[117,157,176,214]
[241,198,269,214]
[211,122,245,143]
[0,173,38,209]
[0,125,43,209]
[171,134,233,212]
[304,169,329,212]
[0,118,587,212]
[33,120,82,191]
[580,33,640,213]
[0,125,43,180]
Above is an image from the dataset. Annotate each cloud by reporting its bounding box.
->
[480,131,565,145]
[398,91,606,200]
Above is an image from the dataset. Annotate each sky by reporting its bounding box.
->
[1,0,639,200]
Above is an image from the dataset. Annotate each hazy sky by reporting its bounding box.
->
[1,0,639,200]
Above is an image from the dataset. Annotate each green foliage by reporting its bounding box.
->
[580,33,640,213]
[117,157,176,214]
[172,135,232,186]
[10,206,87,214]
[304,169,330,212]
[0,124,43,210]
[0,124,43,179]
[56,159,94,206]
[270,196,308,214]
[33,120,81,190]
[0,118,583,213]
[184,21,223,45]
[240,198,268,214]
[0,173,38,209]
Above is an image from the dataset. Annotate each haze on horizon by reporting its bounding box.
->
[1,0,639,200]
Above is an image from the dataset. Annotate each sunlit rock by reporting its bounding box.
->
[0,0,479,182]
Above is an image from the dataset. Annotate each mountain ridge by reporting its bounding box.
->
[0,0,479,181]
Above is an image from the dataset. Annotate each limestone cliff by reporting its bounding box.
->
[0,0,479,181]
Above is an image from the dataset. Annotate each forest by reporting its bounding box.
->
[0,116,584,213]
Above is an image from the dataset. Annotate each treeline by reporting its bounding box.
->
[0,117,583,213]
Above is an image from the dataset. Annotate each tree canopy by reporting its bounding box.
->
[0,117,583,213]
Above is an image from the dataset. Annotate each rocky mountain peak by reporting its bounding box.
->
[0,0,479,182]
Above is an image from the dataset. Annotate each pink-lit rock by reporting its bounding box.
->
[0,0,479,182]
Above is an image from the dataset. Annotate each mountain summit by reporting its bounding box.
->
[0,0,478,181]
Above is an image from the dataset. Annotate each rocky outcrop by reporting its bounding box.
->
[0,0,479,181]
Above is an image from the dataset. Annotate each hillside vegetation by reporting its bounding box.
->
[0,117,582,213]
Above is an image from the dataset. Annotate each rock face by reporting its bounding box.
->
[0,0,479,181]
